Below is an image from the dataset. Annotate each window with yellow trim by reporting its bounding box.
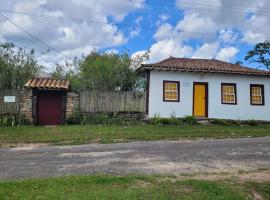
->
[163,81,179,102]
[221,83,237,104]
[250,85,264,105]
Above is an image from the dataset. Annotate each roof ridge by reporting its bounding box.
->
[31,77,67,81]
[140,57,270,77]
[25,78,70,90]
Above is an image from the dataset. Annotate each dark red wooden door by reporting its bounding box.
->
[37,91,63,125]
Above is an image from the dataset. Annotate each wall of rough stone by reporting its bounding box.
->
[19,90,33,123]
[66,92,80,118]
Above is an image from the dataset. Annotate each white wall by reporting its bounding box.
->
[148,70,270,121]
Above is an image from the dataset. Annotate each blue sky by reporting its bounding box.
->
[0,0,269,70]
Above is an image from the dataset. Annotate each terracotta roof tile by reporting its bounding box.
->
[140,57,270,77]
[25,78,69,90]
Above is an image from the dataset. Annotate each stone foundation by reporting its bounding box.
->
[19,90,33,123]
[66,92,80,118]
[80,112,148,122]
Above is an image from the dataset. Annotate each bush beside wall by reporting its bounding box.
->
[209,118,263,126]
[0,114,31,127]
[149,115,198,125]
[66,112,146,125]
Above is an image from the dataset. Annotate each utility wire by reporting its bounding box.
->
[134,0,270,12]
[131,0,270,16]
[0,9,128,27]
[0,12,69,59]
[1,2,268,56]
[0,9,219,37]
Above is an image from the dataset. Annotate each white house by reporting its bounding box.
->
[140,57,270,121]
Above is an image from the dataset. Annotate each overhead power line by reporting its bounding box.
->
[0,9,128,27]
[0,9,219,38]
[0,0,260,55]
[0,12,69,59]
[130,0,270,16]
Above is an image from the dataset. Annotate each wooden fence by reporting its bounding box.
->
[0,89,20,114]
[80,91,146,113]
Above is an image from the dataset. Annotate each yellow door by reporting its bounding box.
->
[194,84,206,117]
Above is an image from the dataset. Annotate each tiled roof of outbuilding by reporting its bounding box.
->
[140,57,270,77]
[25,78,69,90]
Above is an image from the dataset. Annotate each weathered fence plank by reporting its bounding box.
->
[80,91,146,113]
[0,89,20,114]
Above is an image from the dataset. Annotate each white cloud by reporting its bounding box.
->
[146,39,193,63]
[154,23,178,41]
[218,29,238,44]
[56,27,78,45]
[159,14,170,22]
[175,0,270,44]
[156,14,171,26]
[38,45,96,70]
[136,41,239,63]
[242,15,269,44]
[0,0,145,69]
[0,36,6,43]
[105,49,118,54]
[131,50,147,59]
[242,31,266,45]
[136,0,268,64]
[216,47,239,62]
[176,13,217,34]
[0,0,47,35]
[129,16,143,38]
[192,43,219,59]
[69,0,144,22]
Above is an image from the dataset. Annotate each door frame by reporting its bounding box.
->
[33,89,67,125]
[192,82,209,118]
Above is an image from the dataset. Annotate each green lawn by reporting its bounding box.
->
[1,124,270,147]
[0,175,269,200]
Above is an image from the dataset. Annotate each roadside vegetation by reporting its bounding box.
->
[0,114,31,127]
[1,122,270,147]
[0,175,269,200]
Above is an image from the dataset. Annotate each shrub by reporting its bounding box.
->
[210,119,262,126]
[154,118,182,125]
[149,113,183,125]
[150,115,198,125]
[149,114,160,124]
[66,112,141,125]
[230,120,241,126]
[246,119,260,126]
[0,114,30,127]
[183,116,198,125]
[155,118,171,125]
[210,119,229,125]
[66,112,81,125]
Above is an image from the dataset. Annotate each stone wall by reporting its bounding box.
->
[66,92,80,119]
[19,90,33,123]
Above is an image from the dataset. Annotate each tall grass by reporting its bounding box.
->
[0,114,30,127]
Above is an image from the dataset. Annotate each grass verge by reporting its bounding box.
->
[0,175,269,200]
[1,124,270,147]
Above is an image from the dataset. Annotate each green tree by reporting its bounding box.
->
[50,50,149,91]
[245,40,270,70]
[78,50,149,91]
[51,63,65,79]
[0,43,42,89]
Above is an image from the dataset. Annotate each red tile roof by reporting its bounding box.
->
[25,78,69,90]
[140,57,270,77]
